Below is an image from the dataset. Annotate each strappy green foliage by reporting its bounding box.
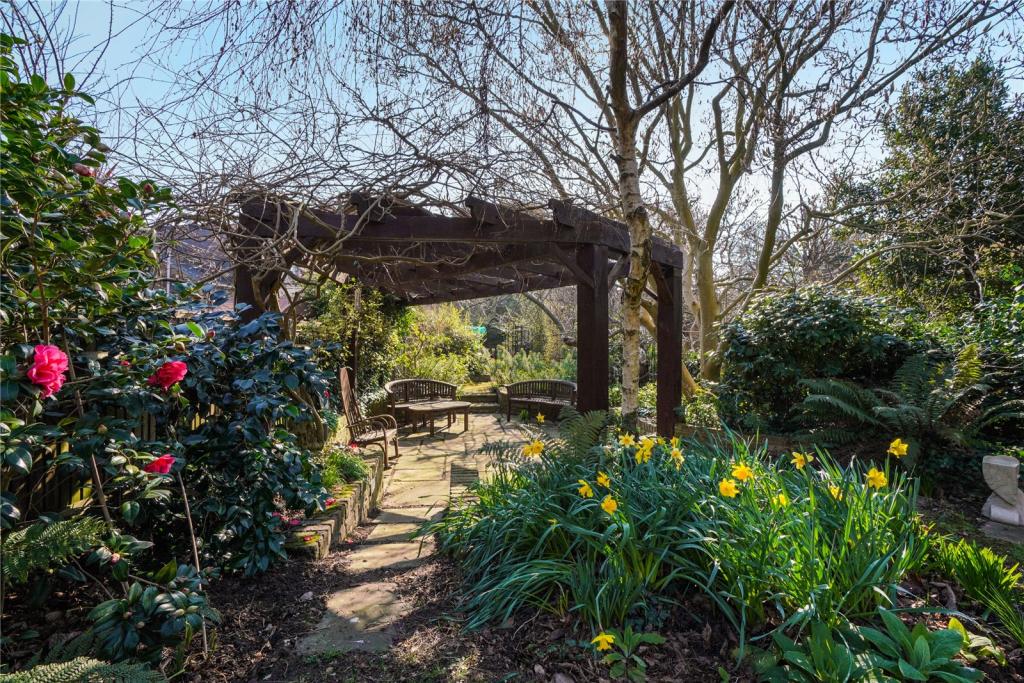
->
[1,518,105,585]
[799,346,1024,449]
[929,538,1024,646]
[425,420,925,658]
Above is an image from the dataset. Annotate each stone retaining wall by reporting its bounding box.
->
[285,449,386,559]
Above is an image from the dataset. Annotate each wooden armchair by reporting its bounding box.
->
[339,367,399,466]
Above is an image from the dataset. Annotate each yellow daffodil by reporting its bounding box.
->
[634,444,652,464]
[640,436,655,450]
[597,471,611,488]
[731,463,754,482]
[522,439,544,457]
[549,518,558,526]
[601,494,618,514]
[618,433,636,448]
[578,479,594,498]
[592,632,615,651]
[887,438,908,458]
[670,448,685,471]
[670,436,680,448]
[536,413,546,423]
[774,493,789,507]
[656,437,666,446]
[865,467,887,489]
[829,484,843,500]
[790,451,814,470]
[719,478,739,498]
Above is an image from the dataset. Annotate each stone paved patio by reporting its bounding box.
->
[298,414,546,654]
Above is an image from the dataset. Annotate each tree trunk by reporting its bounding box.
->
[606,1,652,431]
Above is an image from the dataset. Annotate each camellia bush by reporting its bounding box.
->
[0,34,333,675]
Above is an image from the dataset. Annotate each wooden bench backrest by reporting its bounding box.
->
[385,378,457,405]
[339,366,363,426]
[506,379,577,402]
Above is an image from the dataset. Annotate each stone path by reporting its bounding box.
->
[298,414,540,654]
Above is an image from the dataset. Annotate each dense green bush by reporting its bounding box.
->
[718,287,919,430]
[392,305,489,384]
[426,412,925,654]
[489,347,575,386]
[0,37,332,675]
[296,279,410,390]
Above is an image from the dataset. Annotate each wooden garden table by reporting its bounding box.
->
[406,400,471,436]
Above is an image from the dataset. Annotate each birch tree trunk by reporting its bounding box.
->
[606,2,650,430]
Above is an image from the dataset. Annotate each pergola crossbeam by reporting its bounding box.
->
[236,193,686,435]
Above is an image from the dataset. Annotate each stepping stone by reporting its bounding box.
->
[365,522,427,544]
[297,581,409,653]
[981,520,1024,545]
[382,480,451,508]
[347,540,434,573]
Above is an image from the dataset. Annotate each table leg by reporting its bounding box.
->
[429,414,435,436]
[463,407,469,432]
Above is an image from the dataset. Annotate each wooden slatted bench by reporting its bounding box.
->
[385,378,468,434]
[504,379,577,421]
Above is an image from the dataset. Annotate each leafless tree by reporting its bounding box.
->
[9,0,1021,409]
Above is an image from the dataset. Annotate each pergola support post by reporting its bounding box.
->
[576,244,609,413]
[656,264,683,436]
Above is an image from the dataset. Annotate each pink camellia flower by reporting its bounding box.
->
[72,163,95,177]
[323,390,330,398]
[288,518,301,527]
[27,344,69,398]
[143,453,175,474]
[119,360,131,367]
[147,360,188,390]
[110,552,122,564]
[325,498,336,507]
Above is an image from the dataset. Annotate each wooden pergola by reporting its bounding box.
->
[236,194,684,435]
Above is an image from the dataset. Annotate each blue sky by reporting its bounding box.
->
[18,0,1024,213]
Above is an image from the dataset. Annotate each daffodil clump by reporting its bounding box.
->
[426,412,925,659]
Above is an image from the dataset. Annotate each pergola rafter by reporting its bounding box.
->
[235,194,684,434]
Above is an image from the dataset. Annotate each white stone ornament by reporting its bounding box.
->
[981,455,1024,526]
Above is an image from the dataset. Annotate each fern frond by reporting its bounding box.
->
[889,353,933,400]
[952,343,983,390]
[1,518,105,585]
[557,408,608,459]
[0,657,162,682]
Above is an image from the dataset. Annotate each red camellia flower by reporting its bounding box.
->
[147,360,188,390]
[27,344,69,398]
[72,163,95,177]
[143,453,175,474]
